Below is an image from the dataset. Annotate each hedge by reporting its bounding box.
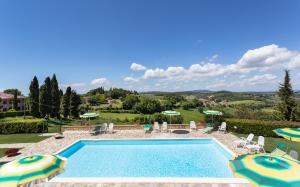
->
[0,118,47,134]
[225,118,300,137]
[133,113,183,124]
[98,109,135,113]
[0,111,30,118]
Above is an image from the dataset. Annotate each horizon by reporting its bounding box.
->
[0,0,300,94]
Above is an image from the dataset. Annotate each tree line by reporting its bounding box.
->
[29,75,81,119]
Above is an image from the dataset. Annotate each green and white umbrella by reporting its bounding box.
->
[161,110,180,124]
[203,110,222,124]
[0,154,67,187]
[79,112,99,118]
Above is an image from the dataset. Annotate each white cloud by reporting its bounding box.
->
[140,44,300,83]
[130,63,147,71]
[245,74,277,86]
[90,78,110,86]
[60,83,86,88]
[123,76,139,83]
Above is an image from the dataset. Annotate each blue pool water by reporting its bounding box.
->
[58,139,234,178]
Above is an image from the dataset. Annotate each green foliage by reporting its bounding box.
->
[0,111,29,118]
[62,87,72,118]
[13,90,18,110]
[277,70,296,121]
[3,89,22,96]
[29,76,40,117]
[70,90,81,118]
[133,113,183,124]
[133,97,161,114]
[0,118,47,134]
[225,118,300,137]
[181,101,195,110]
[50,74,61,118]
[86,87,105,95]
[39,77,52,117]
[161,100,174,111]
[108,88,135,99]
[88,94,106,106]
[122,95,139,110]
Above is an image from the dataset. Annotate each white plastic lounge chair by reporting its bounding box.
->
[161,122,169,133]
[108,123,114,134]
[100,123,108,134]
[289,150,299,160]
[189,121,197,132]
[246,136,265,153]
[218,122,227,133]
[153,122,160,132]
[234,133,254,148]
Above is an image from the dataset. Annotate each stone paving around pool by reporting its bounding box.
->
[0,130,249,187]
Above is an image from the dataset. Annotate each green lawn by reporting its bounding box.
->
[227,100,263,105]
[0,134,49,144]
[0,148,7,158]
[175,109,204,124]
[233,133,300,159]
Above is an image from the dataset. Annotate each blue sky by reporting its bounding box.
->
[0,0,300,94]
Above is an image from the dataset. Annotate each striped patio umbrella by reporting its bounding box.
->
[230,153,300,187]
[161,110,181,124]
[0,154,67,187]
[203,110,222,124]
[79,112,99,118]
[273,128,300,142]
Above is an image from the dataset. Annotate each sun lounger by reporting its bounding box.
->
[161,122,169,133]
[144,124,152,133]
[218,122,226,133]
[202,127,213,134]
[190,121,197,132]
[234,133,254,148]
[289,150,299,160]
[153,122,160,132]
[246,136,265,153]
[100,123,108,134]
[108,123,114,134]
[90,125,101,135]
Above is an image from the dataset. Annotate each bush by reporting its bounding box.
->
[133,113,183,124]
[0,118,47,134]
[225,118,300,137]
[133,97,161,114]
[0,111,30,118]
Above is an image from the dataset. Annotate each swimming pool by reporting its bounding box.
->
[54,138,236,180]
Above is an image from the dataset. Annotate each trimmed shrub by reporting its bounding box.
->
[0,111,30,118]
[225,118,300,137]
[0,118,47,134]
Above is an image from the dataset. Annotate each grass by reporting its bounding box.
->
[233,133,300,159]
[0,134,49,144]
[175,109,204,124]
[0,148,7,158]
[99,112,140,120]
[227,100,263,105]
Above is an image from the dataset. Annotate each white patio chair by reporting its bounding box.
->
[153,122,160,132]
[218,122,227,133]
[189,121,197,132]
[289,150,299,160]
[234,133,254,148]
[246,136,265,153]
[100,123,108,134]
[108,123,114,134]
[161,122,169,133]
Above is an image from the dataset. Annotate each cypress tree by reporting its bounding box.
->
[277,70,296,121]
[62,87,71,118]
[13,90,18,110]
[50,74,60,118]
[29,76,40,117]
[40,77,52,117]
[70,90,81,118]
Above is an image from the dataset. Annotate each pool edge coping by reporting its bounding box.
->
[52,138,248,185]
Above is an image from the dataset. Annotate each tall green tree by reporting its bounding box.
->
[29,76,40,117]
[4,89,22,96]
[277,70,296,121]
[40,77,52,117]
[13,90,18,110]
[50,74,60,118]
[62,87,71,118]
[70,90,82,118]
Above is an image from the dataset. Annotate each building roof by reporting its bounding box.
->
[0,92,25,99]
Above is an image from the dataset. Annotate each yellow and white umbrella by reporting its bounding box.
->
[0,154,67,187]
[230,153,300,187]
[273,128,300,142]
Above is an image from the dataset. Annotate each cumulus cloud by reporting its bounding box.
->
[123,76,139,83]
[140,44,300,82]
[60,83,86,88]
[90,78,110,86]
[130,63,147,71]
